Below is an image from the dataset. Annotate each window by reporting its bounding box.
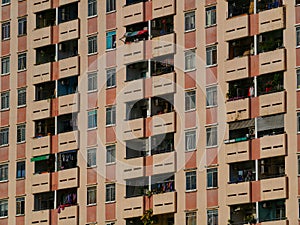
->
[88,72,97,91]
[17,124,26,143]
[0,128,8,146]
[185,50,195,71]
[87,148,96,167]
[106,0,116,12]
[16,197,25,216]
[18,53,26,71]
[1,22,10,40]
[87,186,97,205]
[88,0,97,17]
[17,88,26,106]
[1,91,9,110]
[1,0,9,5]
[186,212,196,225]
[105,183,115,202]
[207,168,218,188]
[0,164,8,181]
[206,6,216,27]
[88,110,97,129]
[18,17,27,36]
[206,86,217,107]
[206,46,217,66]
[297,26,300,47]
[185,11,195,31]
[1,56,10,75]
[185,130,196,151]
[88,36,97,54]
[185,90,196,111]
[16,161,25,179]
[106,31,116,50]
[206,126,217,147]
[0,200,7,218]
[207,209,218,225]
[106,145,115,164]
[298,112,300,133]
[106,222,115,225]
[106,106,116,126]
[106,68,116,88]
[186,171,196,191]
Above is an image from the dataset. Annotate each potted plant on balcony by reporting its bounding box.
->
[245,214,257,224]
[141,208,154,225]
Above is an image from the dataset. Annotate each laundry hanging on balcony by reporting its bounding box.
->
[121,29,148,43]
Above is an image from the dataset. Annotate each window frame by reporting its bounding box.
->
[88,0,97,17]
[1,91,9,110]
[1,56,10,75]
[185,90,196,111]
[17,124,26,143]
[106,106,116,126]
[186,211,197,225]
[186,171,196,191]
[205,6,216,27]
[106,30,116,50]
[87,186,97,205]
[16,161,25,179]
[87,148,96,168]
[0,199,8,218]
[185,49,196,71]
[185,130,196,152]
[105,183,116,203]
[106,68,116,88]
[88,72,98,92]
[206,86,217,107]
[106,145,116,164]
[88,36,98,54]
[207,209,218,225]
[18,53,26,71]
[18,17,27,36]
[17,88,26,107]
[206,45,217,66]
[1,0,10,5]
[207,168,218,189]
[88,109,97,129]
[0,164,8,182]
[185,11,195,32]
[0,127,8,146]
[106,0,116,12]
[206,126,218,148]
[16,197,25,216]
[1,21,10,40]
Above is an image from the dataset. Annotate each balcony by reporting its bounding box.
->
[32,0,52,13]
[57,167,79,190]
[152,33,175,58]
[59,0,79,7]
[225,14,249,41]
[122,79,145,103]
[32,99,51,121]
[225,56,249,82]
[32,26,52,49]
[260,133,286,159]
[226,182,251,205]
[225,140,250,163]
[58,131,79,152]
[123,118,145,141]
[261,220,288,225]
[123,157,144,180]
[151,112,176,136]
[152,0,175,18]
[259,7,285,34]
[226,98,250,122]
[153,192,176,215]
[32,136,51,157]
[259,91,286,116]
[59,19,79,42]
[153,151,176,175]
[59,56,80,79]
[31,210,50,225]
[58,93,79,115]
[33,62,52,84]
[123,1,145,26]
[152,72,176,97]
[32,173,51,194]
[123,41,146,65]
[260,177,287,201]
[259,49,286,75]
[123,196,144,218]
[58,205,78,225]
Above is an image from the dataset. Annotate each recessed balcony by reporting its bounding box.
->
[58,93,79,115]
[153,191,177,215]
[33,62,52,85]
[152,151,176,175]
[121,79,145,103]
[32,0,52,13]
[225,140,251,163]
[58,205,78,225]
[123,1,145,26]
[32,99,52,121]
[259,91,286,116]
[123,157,144,180]
[152,33,175,58]
[259,48,286,75]
[225,56,250,82]
[123,196,144,219]
[123,41,146,65]
[259,6,285,34]
[226,98,250,122]
[31,135,51,157]
[59,56,80,79]
[151,111,176,136]
[57,167,79,190]
[58,130,79,152]
[226,182,251,205]
[152,72,176,97]
[152,0,175,19]
[59,19,79,42]
[32,173,51,194]
[225,14,249,41]
[31,210,50,225]
[260,176,287,201]
[123,118,145,141]
[259,133,287,159]
[32,26,52,49]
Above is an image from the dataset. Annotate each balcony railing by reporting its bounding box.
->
[153,191,176,215]
[260,176,287,201]
[226,182,251,205]
[123,196,144,218]
[123,1,145,26]
[152,151,176,175]
[152,0,175,19]
[225,14,249,41]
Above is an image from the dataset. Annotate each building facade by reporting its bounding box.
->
[0,0,298,224]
